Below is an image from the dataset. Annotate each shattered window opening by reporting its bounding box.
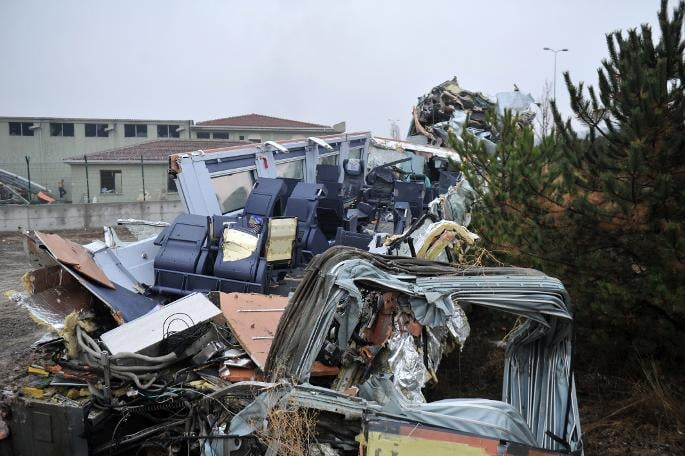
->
[318,153,338,166]
[85,123,108,137]
[100,170,122,194]
[276,159,304,179]
[213,132,230,139]
[196,131,210,139]
[349,148,363,160]
[211,170,255,214]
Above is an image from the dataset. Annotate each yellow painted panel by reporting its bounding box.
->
[367,430,491,456]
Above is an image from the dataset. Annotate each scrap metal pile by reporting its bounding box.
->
[0,80,583,455]
[408,77,536,147]
[0,233,583,455]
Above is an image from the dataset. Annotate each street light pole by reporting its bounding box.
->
[543,47,568,101]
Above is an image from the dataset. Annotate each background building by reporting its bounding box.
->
[0,114,344,203]
[191,114,345,142]
[65,139,244,203]
[0,116,193,200]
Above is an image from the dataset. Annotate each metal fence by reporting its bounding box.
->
[0,156,177,205]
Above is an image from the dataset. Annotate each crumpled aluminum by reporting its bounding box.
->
[442,178,476,227]
[446,302,470,349]
[387,325,427,403]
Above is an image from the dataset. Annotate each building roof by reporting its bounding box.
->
[196,113,332,129]
[66,139,247,162]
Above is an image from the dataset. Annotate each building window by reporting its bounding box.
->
[124,124,148,138]
[211,171,255,214]
[213,132,229,139]
[167,174,177,192]
[157,124,180,138]
[196,132,210,139]
[100,170,122,194]
[239,135,245,140]
[276,160,304,179]
[50,122,74,137]
[85,123,108,137]
[9,122,34,136]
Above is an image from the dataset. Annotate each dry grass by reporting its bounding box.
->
[579,358,685,454]
[256,401,319,456]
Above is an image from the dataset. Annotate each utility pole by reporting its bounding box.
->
[84,155,90,204]
[24,156,31,204]
[543,47,569,101]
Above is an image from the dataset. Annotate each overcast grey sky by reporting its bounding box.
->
[0,1,672,136]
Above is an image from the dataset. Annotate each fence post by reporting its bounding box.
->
[24,156,31,204]
[140,154,146,202]
[84,155,90,203]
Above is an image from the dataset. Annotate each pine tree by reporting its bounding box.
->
[456,0,685,369]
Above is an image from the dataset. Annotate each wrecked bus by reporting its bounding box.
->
[0,131,582,455]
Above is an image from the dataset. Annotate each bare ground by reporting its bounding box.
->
[0,229,104,386]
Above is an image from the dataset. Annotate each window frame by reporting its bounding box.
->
[85,123,109,137]
[124,124,148,138]
[9,122,34,137]
[275,157,305,180]
[157,124,180,138]
[196,132,210,139]
[50,122,74,137]
[99,170,123,194]
[167,173,178,193]
[210,169,256,214]
[212,132,229,139]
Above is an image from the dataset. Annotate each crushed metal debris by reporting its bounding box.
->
[0,111,582,455]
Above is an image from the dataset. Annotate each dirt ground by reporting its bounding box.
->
[0,229,104,386]
[0,229,683,454]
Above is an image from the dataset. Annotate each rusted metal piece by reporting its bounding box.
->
[363,291,398,346]
[219,292,339,377]
[408,318,423,337]
[220,292,289,371]
[34,231,115,289]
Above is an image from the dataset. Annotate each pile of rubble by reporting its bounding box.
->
[408,77,536,148]
[0,78,582,455]
[0,232,582,455]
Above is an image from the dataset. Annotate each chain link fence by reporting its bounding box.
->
[0,157,178,205]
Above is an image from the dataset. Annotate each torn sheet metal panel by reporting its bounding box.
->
[101,292,221,355]
[34,231,114,289]
[10,266,94,331]
[27,232,160,323]
[265,247,581,454]
[87,236,160,292]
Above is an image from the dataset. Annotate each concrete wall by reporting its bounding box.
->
[0,200,184,232]
[0,118,192,199]
[69,162,181,204]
